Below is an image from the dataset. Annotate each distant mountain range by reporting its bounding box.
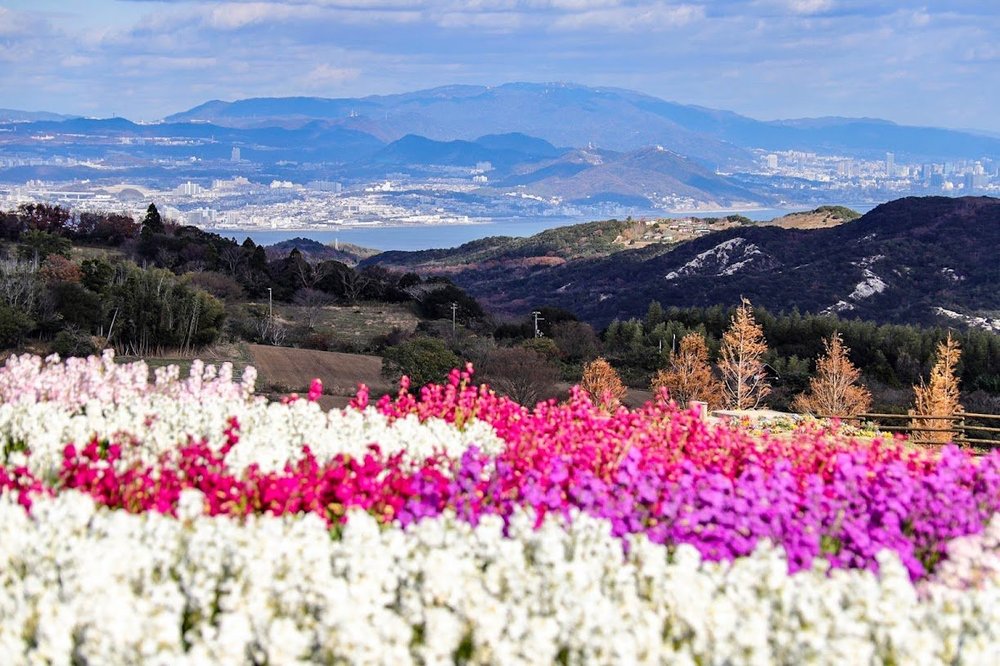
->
[0,109,78,123]
[366,196,1000,329]
[501,145,766,207]
[165,82,1000,163]
[3,83,999,211]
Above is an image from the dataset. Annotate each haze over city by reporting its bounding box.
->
[2,0,999,133]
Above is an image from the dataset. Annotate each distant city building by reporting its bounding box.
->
[964,173,987,191]
[231,146,241,162]
[174,181,202,196]
[212,176,252,191]
[306,180,342,193]
[837,160,855,177]
[185,208,216,225]
[766,154,778,169]
[885,152,895,177]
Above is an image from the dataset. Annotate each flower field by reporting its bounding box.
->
[1,352,999,664]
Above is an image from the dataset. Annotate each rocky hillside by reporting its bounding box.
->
[368,196,1000,328]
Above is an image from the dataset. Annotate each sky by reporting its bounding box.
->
[1,1,998,132]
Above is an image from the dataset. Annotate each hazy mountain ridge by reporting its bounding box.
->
[165,82,1000,162]
[513,146,767,207]
[366,196,1000,328]
[0,108,79,123]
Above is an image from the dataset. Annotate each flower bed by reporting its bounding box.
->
[1,352,999,664]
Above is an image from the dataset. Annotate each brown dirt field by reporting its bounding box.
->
[247,344,392,398]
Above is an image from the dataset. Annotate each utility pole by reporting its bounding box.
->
[267,287,273,322]
[532,311,544,338]
[451,302,458,333]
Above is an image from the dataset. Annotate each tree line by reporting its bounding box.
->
[579,300,974,442]
[0,203,487,356]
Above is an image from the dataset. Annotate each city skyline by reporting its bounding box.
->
[0,1,998,133]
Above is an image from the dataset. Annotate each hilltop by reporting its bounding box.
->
[764,205,861,230]
[265,237,378,265]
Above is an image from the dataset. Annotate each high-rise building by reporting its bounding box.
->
[766,154,778,169]
[885,152,895,177]
[231,146,241,162]
[175,181,202,196]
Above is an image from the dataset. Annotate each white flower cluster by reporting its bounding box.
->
[1,491,998,665]
[0,393,504,477]
[925,516,1000,592]
[0,352,503,477]
[0,350,257,409]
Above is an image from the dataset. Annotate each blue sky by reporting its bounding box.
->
[1,1,998,132]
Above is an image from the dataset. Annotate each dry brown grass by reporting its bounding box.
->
[247,344,390,398]
[270,302,420,349]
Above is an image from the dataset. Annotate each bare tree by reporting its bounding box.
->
[253,316,288,347]
[339,269,371,303]
[293,287,332,328]
[718,298,771,410]
[0,253,40,312]
[288,256,336,290]
[479,347,560,406]
[219,245,244,276]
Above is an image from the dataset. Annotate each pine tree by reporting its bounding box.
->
[651,332,724,409]
[909,333,963,444]
[792,332,871,416]
[141,203,164,235]
[718,298,771,410]
[580,357,626,411]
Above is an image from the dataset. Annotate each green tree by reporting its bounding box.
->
[105,263,225,355]
[381,337,461,388]
[17,230,71,261]
[0,304,34,347]
[141,203,164,235]
[81,258,115,293]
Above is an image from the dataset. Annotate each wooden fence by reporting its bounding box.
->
[817,412,1000,448]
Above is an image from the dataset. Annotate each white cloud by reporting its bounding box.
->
[435,10,527,30]
[119,55,219,71]
[785,0,833,14]
[550,2,704,31]
[206,2,321,29]
[0,8,19,37]
[0,0,997,131]
[299,63,362,88]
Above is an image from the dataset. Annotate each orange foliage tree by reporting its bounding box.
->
[792,332,871,416]
[651,332,724,409]
[580,357,627,411]
[39,255,82,284]
[909,333,963,444]
[718,298,771,410]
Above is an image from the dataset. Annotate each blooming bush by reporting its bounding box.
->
[1,352,999,663]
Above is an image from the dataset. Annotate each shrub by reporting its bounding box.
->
[382,337,461,388]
